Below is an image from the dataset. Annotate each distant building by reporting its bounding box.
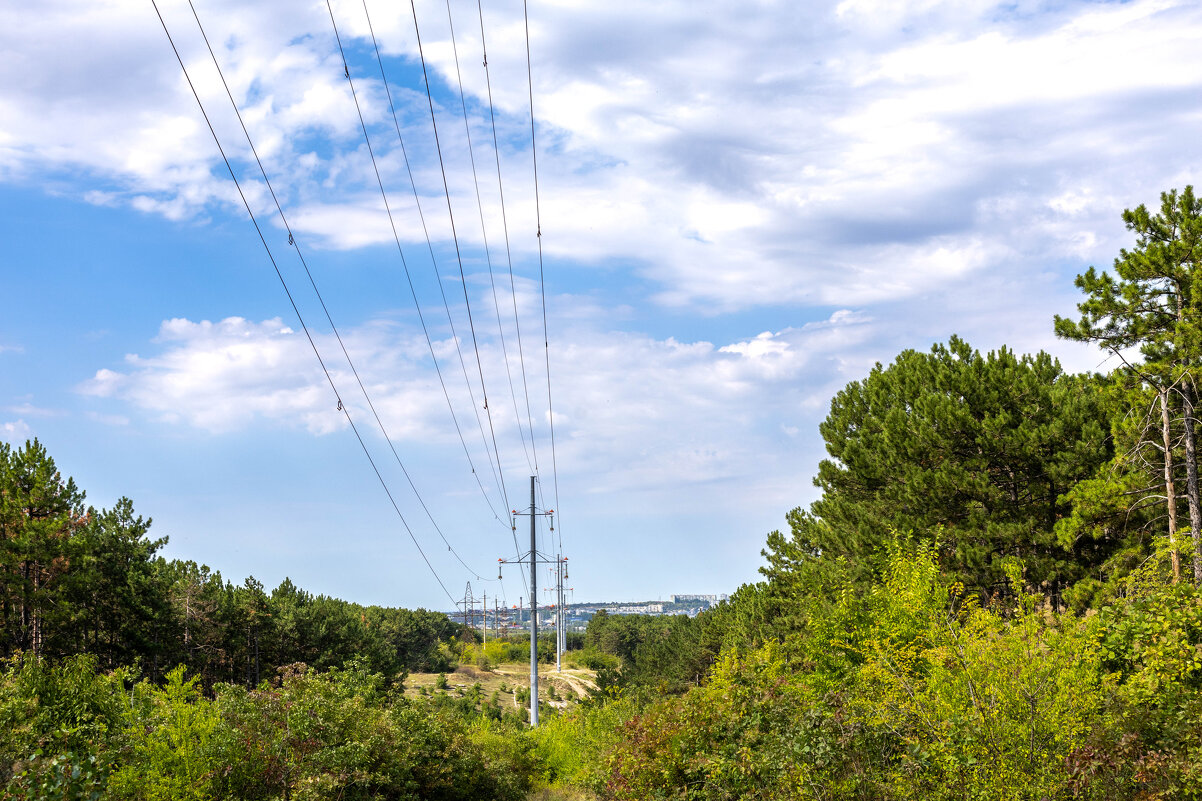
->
[605,603,665,615]
[670,594,728,604]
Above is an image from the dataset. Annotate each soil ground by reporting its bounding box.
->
[405,661,598,712]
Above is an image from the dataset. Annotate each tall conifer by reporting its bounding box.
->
[1056,187,1202,581]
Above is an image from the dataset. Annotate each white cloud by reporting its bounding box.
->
[80,317,348,434]
[4,0,1200,317]
[546,318,876,494]
[0,420,32,442]
[79,310,879,508]
[12,0,1198,608]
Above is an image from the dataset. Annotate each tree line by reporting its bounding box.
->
[0,439,464,688]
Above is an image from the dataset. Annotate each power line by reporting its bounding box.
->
[475,0,545,581]
[407,0,512,519]
[476,0,543,486]
[345,0,510,523]
[324,0,512,531]
[523,0,563,554]
[444,0,537,477]
[150,0,456,606]
[355,0,525,581]
[184,0,490,582]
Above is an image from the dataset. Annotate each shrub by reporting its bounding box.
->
[107,667,223,801]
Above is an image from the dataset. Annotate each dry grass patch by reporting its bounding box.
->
[405,663,596,711]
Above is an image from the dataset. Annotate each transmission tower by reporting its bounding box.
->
[542,555,568,671]
[457,582,480,639]
[498,476,556,726]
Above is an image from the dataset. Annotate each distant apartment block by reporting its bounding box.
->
[604,603,665,615]
[670,594,729,603]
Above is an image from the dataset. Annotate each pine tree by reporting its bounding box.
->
[763,337,1113,606]
[0,439,87,657]
[1055,186,1202,581]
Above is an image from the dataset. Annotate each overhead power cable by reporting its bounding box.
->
[151,0,456,605]
[407,0,512,518]
[476,0,542,484]
[184,0,490,582]
[324,0,512,530]
[474,0,544,586]
[356,0,525,587]
[443,0,536,476]
[523,0,562,554]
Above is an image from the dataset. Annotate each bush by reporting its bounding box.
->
[6,751,106,801]
[604,544,1116,800]
[0,654,127,768]
[0,654,128,793]
[572,649,620,672]
[107,667,223,801]
[531,693,641,793]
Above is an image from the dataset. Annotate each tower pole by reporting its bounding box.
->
[529,475,539,726]
[555,556,562,672]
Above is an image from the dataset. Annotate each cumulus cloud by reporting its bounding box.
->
[4,0,1200,319]
[77,309,879,510]
[544,313,880,498]
[79,317,347,434]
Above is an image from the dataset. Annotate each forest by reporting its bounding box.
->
[3,187,1202,799]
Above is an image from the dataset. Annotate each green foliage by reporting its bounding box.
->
[583,611,710,694]
[532,693,641,792]
[20,189,1202,800]
[566,648,619,672]
[0,439,469,691]
[1055,186,1202,582]
[211,661,412,800]
[458,634,562,672]
[601,544,1104,799]
[0,658,543,801]
[0,654,127,785]
[1054,186,1202,364]
[107,666,224,801]
[852,549,1104,797]
[763,338,1115,608]
[0,439,89,659]
[6,751,105,801]
[574,535,1202,799]
[1095,581,1202,706]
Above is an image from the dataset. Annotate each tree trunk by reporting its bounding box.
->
[30,564,42,657]
[1181,378,1202,584]
[19,560,30,652]
[1162,387,1182,583]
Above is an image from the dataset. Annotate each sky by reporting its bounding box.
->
[2,0,1201,611]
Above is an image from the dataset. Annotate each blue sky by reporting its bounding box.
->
[2,0,1202,610]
